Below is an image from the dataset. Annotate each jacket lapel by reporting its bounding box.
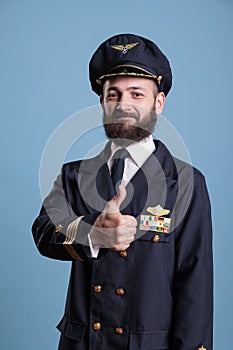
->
[74,142,115,214]
[121,140,178,219]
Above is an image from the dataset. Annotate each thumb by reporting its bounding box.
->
[114,184,127,208]
[106,184,127,213]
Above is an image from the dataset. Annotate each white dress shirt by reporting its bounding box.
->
[88,135,156,257]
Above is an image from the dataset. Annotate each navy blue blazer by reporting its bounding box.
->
[32,140,213,350]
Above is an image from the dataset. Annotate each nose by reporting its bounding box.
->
[116,93,132,112]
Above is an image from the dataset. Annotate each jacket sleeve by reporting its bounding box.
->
[32,169,99,261]
[171,172,213,350]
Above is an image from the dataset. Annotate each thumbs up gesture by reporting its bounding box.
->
[90,185,137,251]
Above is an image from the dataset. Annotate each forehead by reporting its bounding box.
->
[103,76,156,91]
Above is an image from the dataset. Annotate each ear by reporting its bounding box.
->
[100,95,104,109]
[155,92,166,115]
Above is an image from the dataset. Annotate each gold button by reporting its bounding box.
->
[94,285,102,293]
[115,327,124,335]
[93,322,101,331]
[152,235,160,243]
[116,288,125,296]
[119,250,128,258]
[55,224,63,233]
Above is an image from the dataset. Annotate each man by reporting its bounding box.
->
[32,34,213,350]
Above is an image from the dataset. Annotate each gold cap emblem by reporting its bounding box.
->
[111,42,139,54]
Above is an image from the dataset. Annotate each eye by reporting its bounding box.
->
[106,92,119,100]
[132,91,144,98]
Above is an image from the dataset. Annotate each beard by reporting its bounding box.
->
[103,108,157,145]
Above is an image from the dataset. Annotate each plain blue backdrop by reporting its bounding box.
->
[1,0,232,348]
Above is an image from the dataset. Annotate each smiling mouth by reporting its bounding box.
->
[117,116,135,121]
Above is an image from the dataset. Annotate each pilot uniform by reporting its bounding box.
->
[32,34,213,350]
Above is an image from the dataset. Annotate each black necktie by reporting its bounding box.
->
[111,148,129,194]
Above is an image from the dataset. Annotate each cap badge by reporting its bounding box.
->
[139,205,171,233]
[111,42,139,54]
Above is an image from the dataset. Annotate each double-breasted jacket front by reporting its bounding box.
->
[32,140,213,350]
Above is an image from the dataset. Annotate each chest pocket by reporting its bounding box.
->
[56,316,86,342]
[129,330,170,349]
[133,229,174,302]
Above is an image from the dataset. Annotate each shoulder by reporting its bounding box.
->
[61,142,110,175]
[173,155,206,181]
[172,154,211,212]
[61,152,105,176]
[154,139,206,182]
[62,160,82,173]
[154,140,210,208]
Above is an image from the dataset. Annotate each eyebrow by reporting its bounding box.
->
[106,86,146,92]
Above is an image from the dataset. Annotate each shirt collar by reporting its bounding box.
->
[110,135,156,167]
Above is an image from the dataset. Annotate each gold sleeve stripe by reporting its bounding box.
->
[63,216,84,261]
[63,244,84,261]
[64,216,84,245]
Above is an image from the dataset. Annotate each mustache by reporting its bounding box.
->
[109,109,139,122]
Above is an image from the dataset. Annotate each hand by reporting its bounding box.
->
[90,185,137,251]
